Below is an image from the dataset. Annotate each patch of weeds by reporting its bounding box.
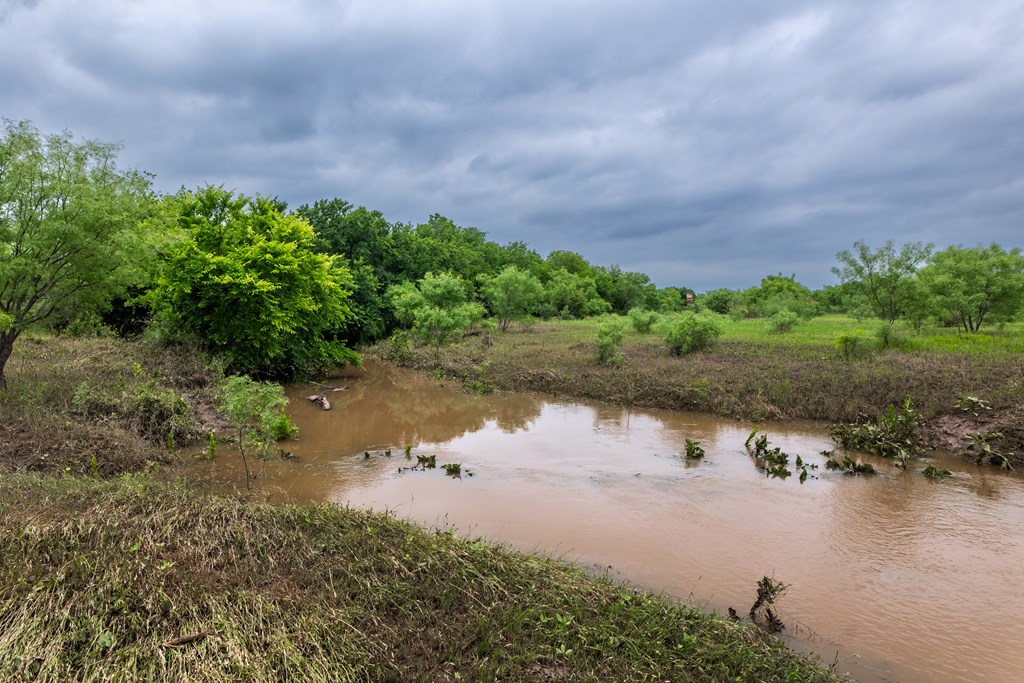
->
[957,395,993,417]
[824,453,876,475]
[921,465,952,479]
[745,428,794,478]
[965,430,1015,470]
[441,462,473,478]
[829,399,922,460]
[743,576,789,632]
[269,411,299,440]
[834,332,872,361]
[684,439,705,459]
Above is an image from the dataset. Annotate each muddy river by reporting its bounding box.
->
[185,359,1024,682]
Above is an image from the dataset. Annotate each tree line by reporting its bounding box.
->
[2,121,1023,387]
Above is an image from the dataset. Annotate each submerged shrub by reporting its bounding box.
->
[595,320,626,368]
[829,399,923,459]
[665,314,722,356]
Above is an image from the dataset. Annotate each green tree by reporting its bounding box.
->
[388,271,485,346]
[153,186,358,377]
[918,244,1024,333]
[832,240,932,324]
[480,265,546,331]
[0,120,153,389]
[546,268,611,319]
[220,374,291,490]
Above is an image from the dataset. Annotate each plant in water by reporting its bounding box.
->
[744,428,792,478]
[829,399,922,460]
[207,431,217,460]
[921,465,952,479]
[824,453,876,475]
[595,320,626,368]
[404,443,413,458]
[219,375,290,490]
[416,454,437,470]
[748,576,789,632]
[964,430,1014,470]
[442,462,462,478]
[269,411,299,440]
[684,439,705,459]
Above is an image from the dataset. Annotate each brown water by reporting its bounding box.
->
[185,359,1024,683]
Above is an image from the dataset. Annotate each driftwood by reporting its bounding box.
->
[306,393,331,411]
[161,630,216,648]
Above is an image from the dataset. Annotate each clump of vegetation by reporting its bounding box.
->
[389,271,487,348]
[824,453,877,475]
[744,429,792,478]
[768,309,800,333]
[829,399,923,460]
[684,439,705,459]
[964,431,1014,470]
[595,319,626,367]
[834,331,872,361]
[665,313,722,356]
[748,576,789,632]
[921,464,952,479]
[874,323,909,350]
[628,307,660,333]
[219,375,294,490]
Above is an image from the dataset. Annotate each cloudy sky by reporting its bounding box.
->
[2,0,1022,290]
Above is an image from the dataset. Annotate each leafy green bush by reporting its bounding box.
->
[665,314,722,356]
[834,332,872,361]
[874,323,910,350]
[595,320,626,367]
[767,309,799,333]
[627,307,659,333]
[828,399,923,459]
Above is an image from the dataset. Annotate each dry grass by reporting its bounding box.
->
[0,335,219,476]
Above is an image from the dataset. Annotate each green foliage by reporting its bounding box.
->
[700,289,736,314]
[824,454,877,475]
[480,265,546,331]
[767,309,800,333]
[595,320,626,367]
[269,411,299,440]
[921,464,952,479]
[388,272,486,347]
[874,323,909,350]
[918,244,1024,333]
[0,120,154,389]
[665,313,723,356]
[627,307,660,333]
[219,374,291,489]
[832,240,932,324]
[153,187,360,378]
[684,439,705,459]
[546,268,611,319]
[833,331,872,361]
[829,399,923,460]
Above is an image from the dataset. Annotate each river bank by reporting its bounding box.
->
[371,317,1024,466]
[0,335,842,682]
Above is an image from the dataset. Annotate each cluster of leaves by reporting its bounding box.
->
[219,374,296,490]
[828,399,923,459]
[388,272,486,347]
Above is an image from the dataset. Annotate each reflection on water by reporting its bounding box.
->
[184,359,1024,683]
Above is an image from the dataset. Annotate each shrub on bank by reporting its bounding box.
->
[665,313,723,355]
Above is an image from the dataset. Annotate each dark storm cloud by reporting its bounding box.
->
[2,0,1022,289]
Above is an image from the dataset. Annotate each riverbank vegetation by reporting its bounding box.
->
[372,315,1024,466]
[0,471,842,682]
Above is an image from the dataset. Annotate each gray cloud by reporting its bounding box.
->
[2,0,1022,290]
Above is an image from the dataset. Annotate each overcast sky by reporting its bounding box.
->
[2,0,1022,290]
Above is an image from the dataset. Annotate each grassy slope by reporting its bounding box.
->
[0,473,841,682]
[373,315,1024,461]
